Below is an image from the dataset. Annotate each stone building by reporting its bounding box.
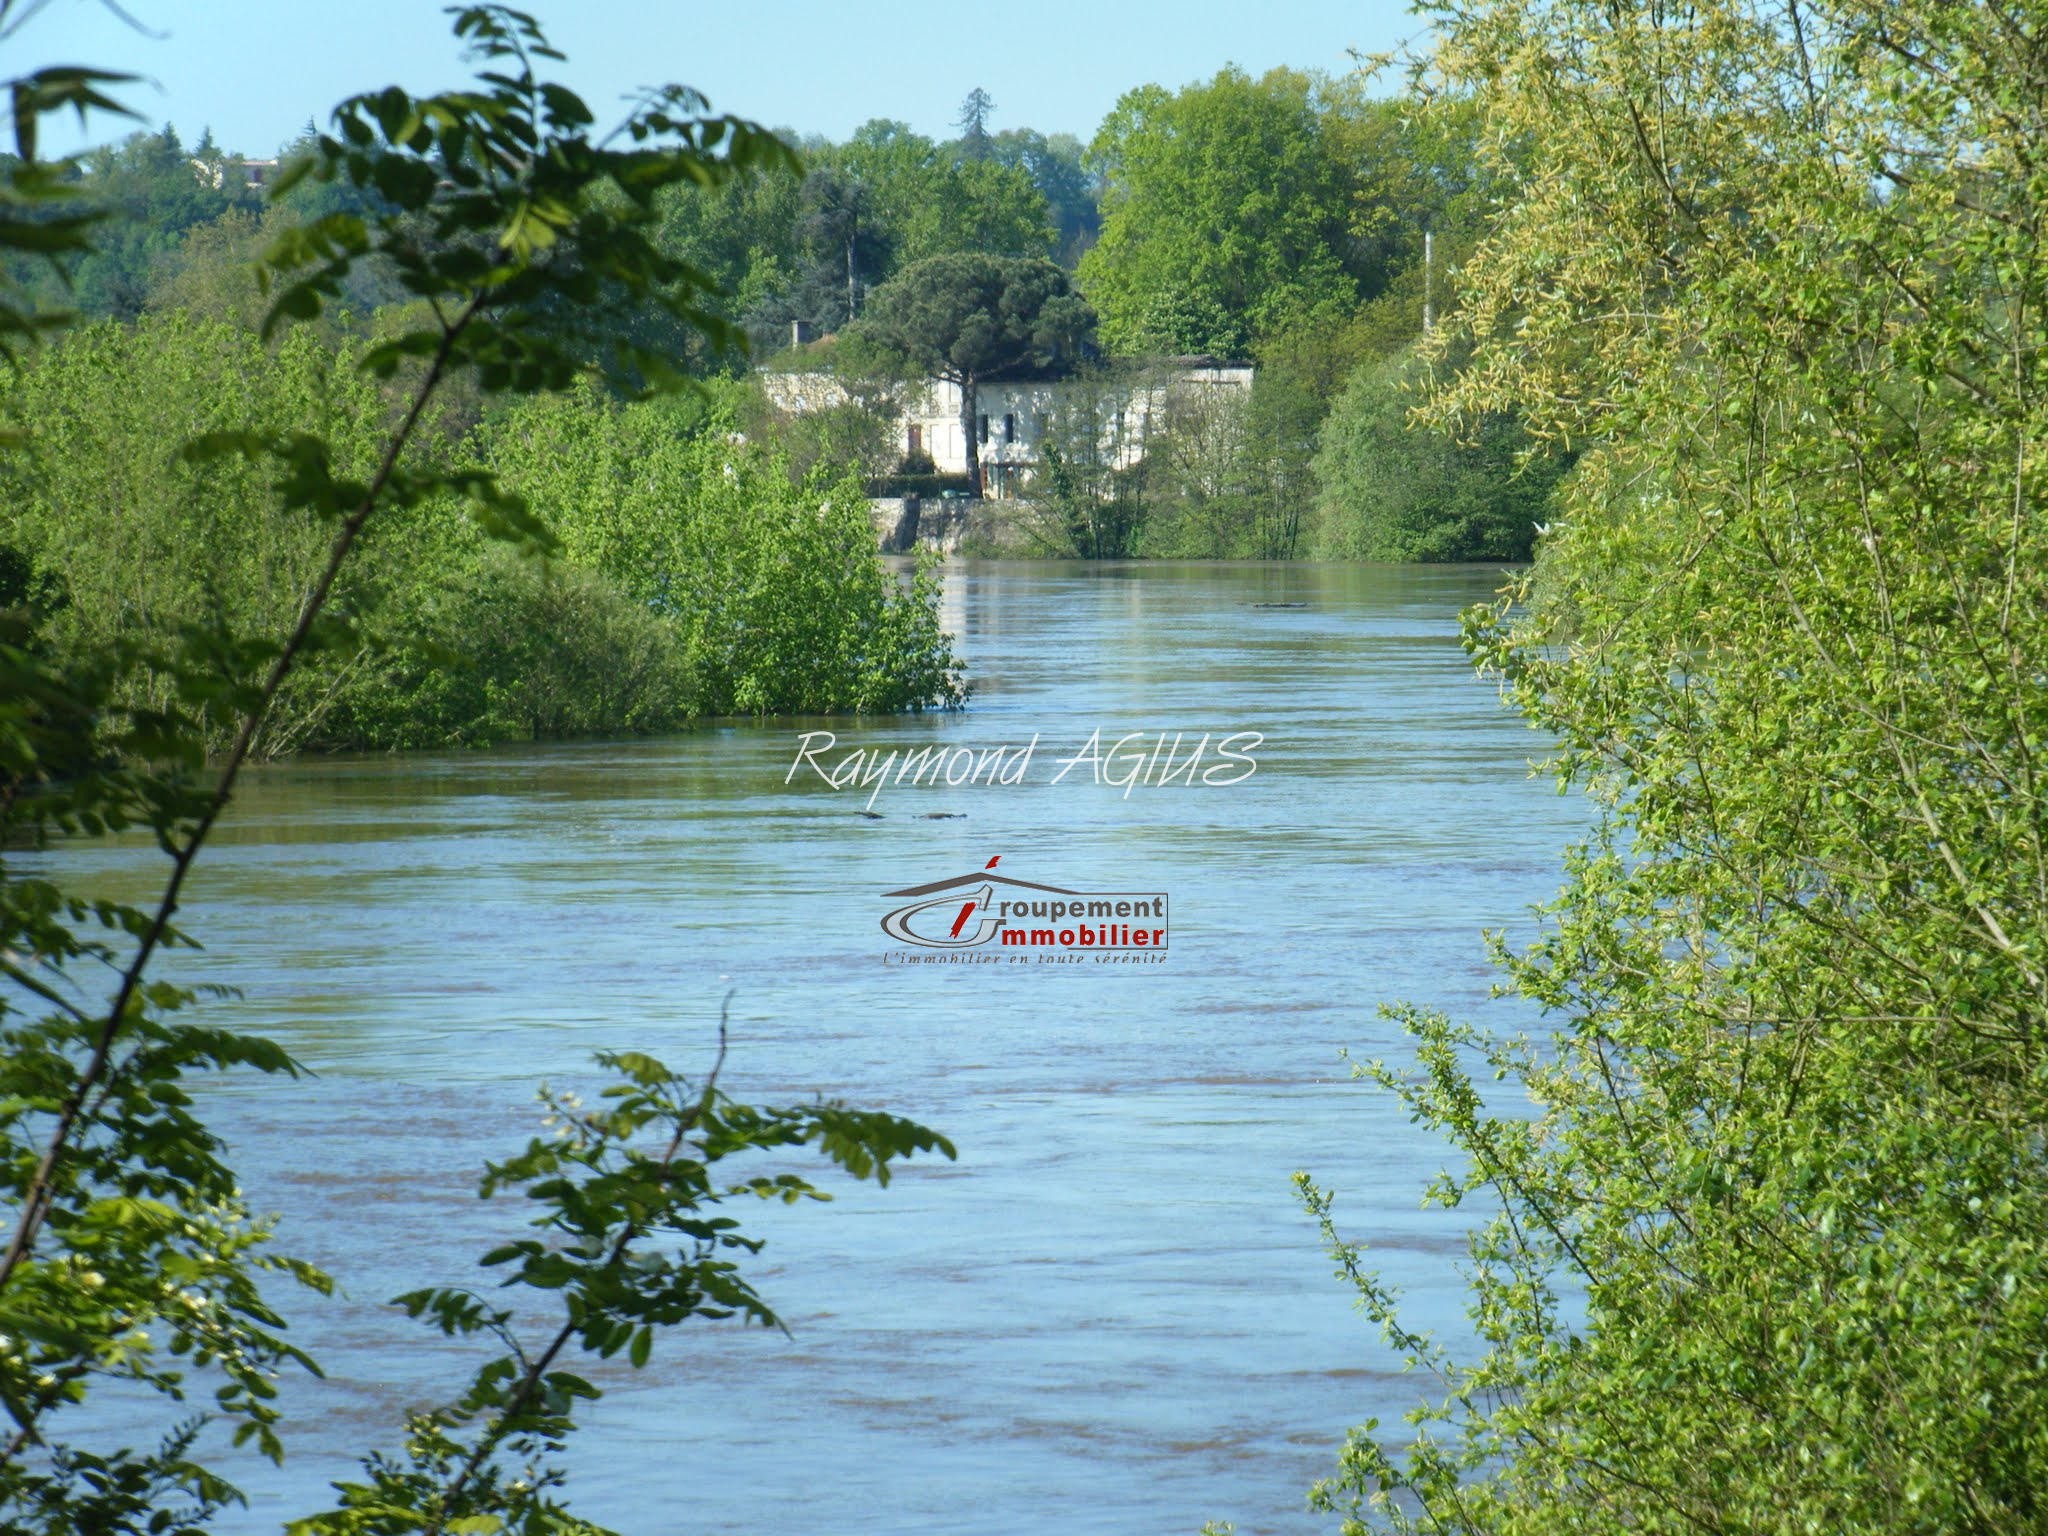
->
[759,351,1254,500]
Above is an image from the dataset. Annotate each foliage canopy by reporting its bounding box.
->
[1303,0,2048,1531]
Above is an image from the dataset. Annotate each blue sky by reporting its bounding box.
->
[22,0,1426,157]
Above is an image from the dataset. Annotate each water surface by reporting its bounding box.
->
[52,561,1585,1535]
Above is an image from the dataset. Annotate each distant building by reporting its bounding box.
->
[188,157,282,192]
[759,356,1255,500]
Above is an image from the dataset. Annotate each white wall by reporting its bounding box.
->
[758,366,1255,494]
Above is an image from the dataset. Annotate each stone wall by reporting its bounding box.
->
[867,496,1041,557]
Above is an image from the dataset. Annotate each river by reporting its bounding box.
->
[53,560,1587,1535]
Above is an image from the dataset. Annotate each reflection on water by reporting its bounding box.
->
[44,561,1585,1535]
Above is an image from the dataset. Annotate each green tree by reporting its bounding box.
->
[1102,367,1318,561]
[916,156,1054,261]
[1079,68,1369,356]
[1302,0,2048,1531]
[0,313,388,752]
[143,207,271,328]
[826,119,1052,270]
[479,384,963,713]
[952,86,995,162]
[990,128,1099,264]
[788,164,887,328]
[62,125,255,319]
[854,252,1093,495]
[1238,368,1320,560]
[1028,360,1153,557]
[718,122,1055,342]
[0,314,961,752]
[1327,94,1497,313]
[655,148,900,352]
[734,370,901,485]
[1311,347,1568,561]
[1132,374,1254,555]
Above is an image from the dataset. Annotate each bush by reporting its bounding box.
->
[0,313,387,752]
[1302,0,2048,1531]
[480,385,964,714]
[315,549,701,749]
[0,321,963,756]
[1310,348,1569,562]
[736,382,899,486]
[1134,370,1317,559]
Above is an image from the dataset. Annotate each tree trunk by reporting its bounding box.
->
[958,374,981,497]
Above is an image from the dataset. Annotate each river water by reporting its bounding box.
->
[52,561,1587,1535]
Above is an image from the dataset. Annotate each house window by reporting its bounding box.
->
[1003,412,1016,443]
[978,413,990,444]
[906,423,922,456]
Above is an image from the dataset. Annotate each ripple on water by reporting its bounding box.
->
[46,561,1582,1536]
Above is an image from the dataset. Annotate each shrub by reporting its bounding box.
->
[1311,348,1568,562]
[0,313,385,751]
[480,385,964,715]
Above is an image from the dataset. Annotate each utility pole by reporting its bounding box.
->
[1423,227,1434,335]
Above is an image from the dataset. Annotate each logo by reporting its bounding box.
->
[879,856,1169,965]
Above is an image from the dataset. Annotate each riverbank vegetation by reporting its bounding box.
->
[0,313,961,759]
[1297,0,2048,1530]
[5,58,1565,566]
[0,15,954,1534]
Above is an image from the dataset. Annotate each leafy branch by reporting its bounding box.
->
[293,1014,953,1536]
[0,8,868,1530]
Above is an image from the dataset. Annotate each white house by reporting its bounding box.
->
[759,356,1255,500]
[188,157,283,192]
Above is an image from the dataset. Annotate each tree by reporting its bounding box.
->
[953,86,995,161]
[58,125,253,319]
[1133,375,1255,555]
[991,128,1100,264]
[479,385,962,713]
[919,156,1055,260]
[831,116,933,239]
[1079,68,1372,356]
[0,313,386,751]
[0,316,957,757]
[1302,0,2048,1531]
[790,164,888,327]
[1029,361,1152,556]
[1311,347,1569,561]
[1238,368,1320,560]
[649,156,805,358]
[854,252,1093,496]
[786,121,1055,302]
